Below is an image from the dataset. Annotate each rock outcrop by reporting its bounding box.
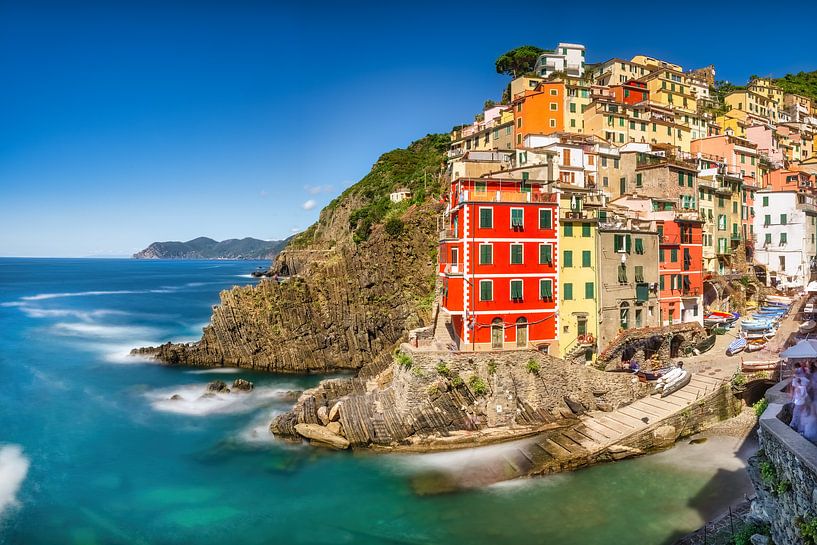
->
[271,350,649,449]
[133,135,448,374]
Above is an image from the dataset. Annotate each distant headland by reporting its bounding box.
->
[133,236,289,260]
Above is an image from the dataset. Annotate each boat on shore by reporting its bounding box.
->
[727,337,747,356]
[653,368,691,397]
[636,367,672,382]
[741,360,781,372]
[692,334,716,355]
[800,320,816,334]
[745,338,767,352]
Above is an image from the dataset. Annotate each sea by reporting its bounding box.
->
[0,258,757,545]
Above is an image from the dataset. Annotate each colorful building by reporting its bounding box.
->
[438,177,559,351]
[512,82,565,147]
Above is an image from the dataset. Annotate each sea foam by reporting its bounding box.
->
[145,384,291,416]
[0,445,30,518]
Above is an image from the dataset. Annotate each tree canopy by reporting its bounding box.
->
[495,46,545,77]
[775,70,817,102]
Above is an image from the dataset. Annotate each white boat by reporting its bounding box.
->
[656,370,691,397]
[800,320,817,334]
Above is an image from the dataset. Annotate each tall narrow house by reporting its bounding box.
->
[438,177,559,352]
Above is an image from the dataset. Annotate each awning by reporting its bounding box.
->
[781,339,817,359]
[806,281,817,293]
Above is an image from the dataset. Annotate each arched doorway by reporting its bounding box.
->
[516,317,528,348]
[644,335,663,360]
[670,335,684,358]
[621,344,636,363]
[491,318,503,349]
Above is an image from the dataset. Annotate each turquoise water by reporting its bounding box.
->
[0,258,756,545]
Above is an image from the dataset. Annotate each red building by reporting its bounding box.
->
[657,212,704,325]
[439,177,559,351]
[610,80,649,105]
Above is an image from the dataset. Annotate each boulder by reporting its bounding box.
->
[317,406,330,425]
[206,380,230,393]
[652,425,678,448]
[328,402,342,422]
[750,535,770,545]
[169,394,183,401]
[232,379,254,392]
[294,423,350,450]
[326,421,343,436]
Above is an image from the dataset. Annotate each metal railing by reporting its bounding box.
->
[465,190,558,204]
[438,229,457,241]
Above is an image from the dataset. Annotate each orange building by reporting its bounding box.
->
[610,80,649,105]
[512,82,565,147]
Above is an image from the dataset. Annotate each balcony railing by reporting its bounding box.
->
[681,286,701,297]
[439,229,458,241]
[716,247,732,256]
[465,190,558,204]
[441,263,464,275]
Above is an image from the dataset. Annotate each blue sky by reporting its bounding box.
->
[1,0,816,257]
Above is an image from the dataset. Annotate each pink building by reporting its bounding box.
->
[690,133,759,182]
[746,124,784,167]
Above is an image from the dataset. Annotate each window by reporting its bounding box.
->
[563,283,573,300]
[635,238,644,254]
[582,223,591,237]
[780,232,787,245]
[635,307,643,327]
[540,279,553,300]
[634,266,644,282]
[660,275,665,290]
[550,119,556,128]
[564,223,573,237]
[510,279,523,300]
[582,250,591,267]
[539,209,552,229]
[510,244,523,264]
[620,303,629,329]
[687,174,693,187]
[781,214,787,225]
[636,173,642,187]
[479,207,493,228]
[762,196,768,207]
[585,282,594,299]
[549,103,558,111]
[618,263,628,283]
[563,250,573,267]
[764,214,771,227]
[678,171,684,186]
[511,208,524,228]
[479,244,493,265]
[670,248,678,262]
[539,244,552,265]
[764,233,771,245]
[475,181,487,193]
[479,280,493,301]
[683,248,691,271]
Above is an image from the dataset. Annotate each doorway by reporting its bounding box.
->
[491,318,503,349]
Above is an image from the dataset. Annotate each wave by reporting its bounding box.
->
[21,290,140,301]
[19,306,126,321]
[0,445,30,519]
[52,322,160,339]
[186,368,241,375]
[145,384,294,416]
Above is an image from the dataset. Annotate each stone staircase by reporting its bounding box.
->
[431,307,458,351]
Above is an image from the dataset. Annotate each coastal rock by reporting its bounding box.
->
[607,444,643,460]
[652,425,678,448]
[328,402,342,422]
[317,406,330,426]
[232,379,254,392]
[294,423,350,450]
[749,535,770,545]
[169,394,183,401]
[207,380,230,393]
[326,421,343,436]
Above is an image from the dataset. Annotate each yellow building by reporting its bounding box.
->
[557,186,602,362]
[630,55,683,73]
[641,68,697,113]
[724,90,777,125]
[583,98,692,151]
[748,78,783,114]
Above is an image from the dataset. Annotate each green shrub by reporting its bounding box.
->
[468,375,488,396]
[487,360,497,376]
[759,460,777,484]
[451,374,464,387]
[526,359,540,375]
[435,362,451,377]
[732,372,747,387]
[411,366,424,378]
[384,217,404,237]
[733,521,770,545]
[753,397,769,417]
[394,351,413,369]
[800,517,817,544]
[426,384,439,397]
[776,479,791,495]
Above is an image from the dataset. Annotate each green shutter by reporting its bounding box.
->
[625,234,632,253]
[480,281,492,301]
[582,250,591,267]
[678,171,684,186]
[618,264,627,283]
[764,214,771,226]
[781,214,787,225]
[687,173,693,187]
[660,275,665,290]
[582,223,591,237]
[636,283,649,302]
[636,173,642,187]
[511,244,523,264]
[479,244,492,264]
[563,283,573,300]
[585,282,594,299]
[539,244,552,264]
[614,234,624,251]
[635,238,644,254]
[511,209,524,227]
[781,232,787,245]
[479,208,493,228]
[670,248,678,262]
[476,181,487,193]
[635,266,644,282]
[564,250,573,267]
[564,223,573,237]
[541,279,553,299]
[511,280,523,299]
[539,209,552,229]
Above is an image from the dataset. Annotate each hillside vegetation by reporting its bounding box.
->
[133,236,289,259]
[774,70,817,102]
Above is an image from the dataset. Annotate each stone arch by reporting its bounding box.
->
[516,317,528,348]
[670,334,684,358]
[491,318,503,350]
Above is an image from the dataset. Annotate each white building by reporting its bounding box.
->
[754,190,817,289]
[389,189,412,203]
[534,43,586,79]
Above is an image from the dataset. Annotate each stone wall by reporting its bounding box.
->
[596,322,706,369]
[750,380,817,545]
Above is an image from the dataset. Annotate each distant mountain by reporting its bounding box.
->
[133,237,290,260]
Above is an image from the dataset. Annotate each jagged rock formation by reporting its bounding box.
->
[134,135,448,372]
[133,236,289,260]
[271,350,649,449]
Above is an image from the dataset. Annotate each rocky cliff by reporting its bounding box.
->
[134,134,449,373]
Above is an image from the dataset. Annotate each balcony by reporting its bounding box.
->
[441,263,464,276]
[716,247,732,256]
[438,229,458,241]
[562,210,588,220]
[681,286,701,297]
[465,190,558,204]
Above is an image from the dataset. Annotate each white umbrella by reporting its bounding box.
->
[781,339,817,359]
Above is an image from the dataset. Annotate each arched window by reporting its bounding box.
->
[516,317,528,348]
[620,302,630,330]
[491,318,503,349]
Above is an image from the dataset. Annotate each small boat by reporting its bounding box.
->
[705,311,739,323]
[727,337,747,356]
[692,334,716,355]
[741,322,776,332]
[741,360,781,372]
[743,329,775,340]
[662,371,691,397]
[800,320,817,333]
[745,338,767,352]
[765,295,794,305]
